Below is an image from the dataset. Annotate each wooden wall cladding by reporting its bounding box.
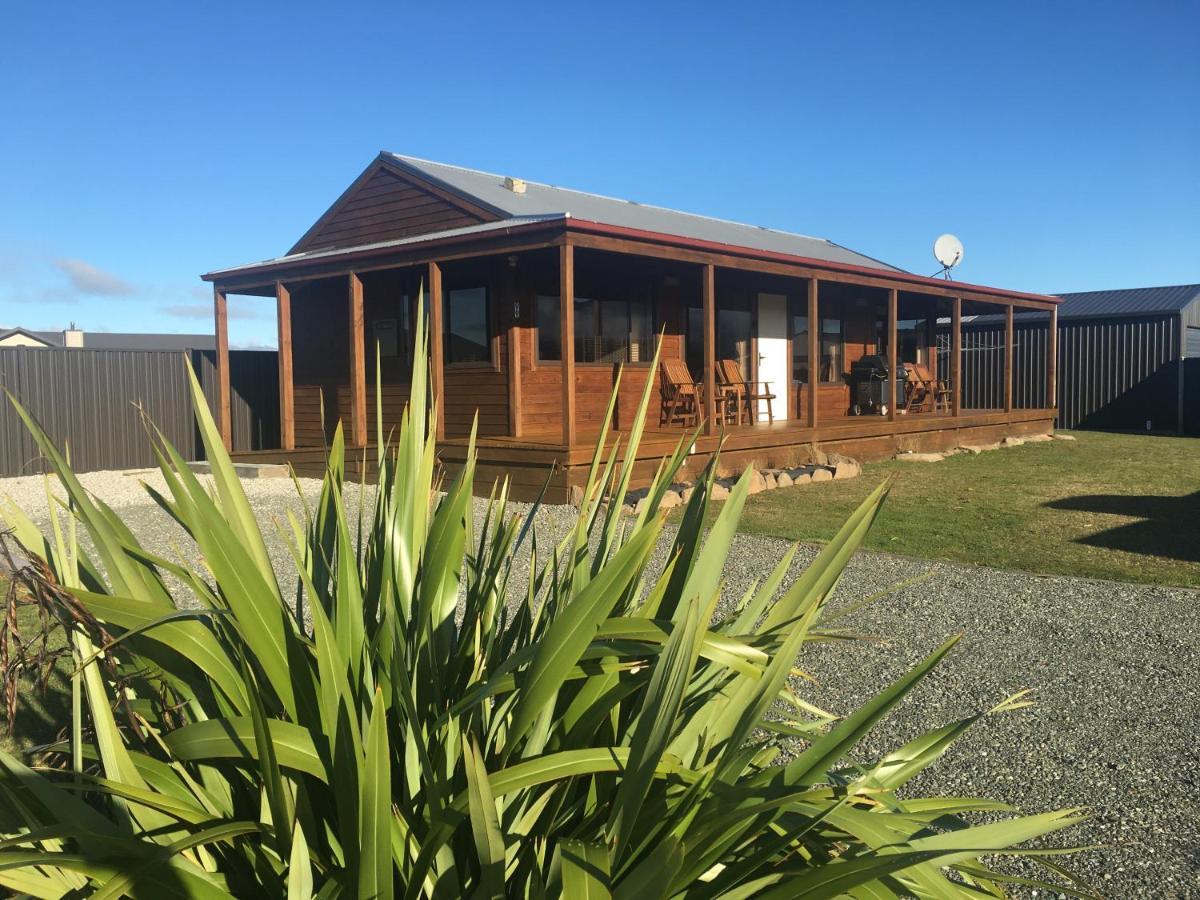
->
[444,359,509,437]
[294,384,414,447]
[519,330,685,436]
[296,167,485,254]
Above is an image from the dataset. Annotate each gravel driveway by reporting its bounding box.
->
[3,469,1198,896]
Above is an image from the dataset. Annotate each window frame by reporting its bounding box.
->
[791,310,809,384]
[685,304,756,379]
[442,285,493,368]
[534,294,561,364]
[535,292,656,366]
[817,316,845,385]
[789,305,844,385]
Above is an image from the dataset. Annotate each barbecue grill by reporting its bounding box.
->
[848,355,906,415]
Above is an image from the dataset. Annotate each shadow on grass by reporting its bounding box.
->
[2,669,72,755]
[1043,490,1200,564]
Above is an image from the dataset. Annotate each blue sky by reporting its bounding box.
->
[1,1,1196,348]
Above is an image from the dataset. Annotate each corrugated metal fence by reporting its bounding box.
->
[941,314,1190,432]
[0,348,279,476]
[937,321,1050,411]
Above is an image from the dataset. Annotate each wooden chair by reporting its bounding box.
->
[660,358,702,427]
[717,359,775,425]
[928,366,952,412]
[904,363,950,414]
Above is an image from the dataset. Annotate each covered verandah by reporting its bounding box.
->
[204,219,1060,501]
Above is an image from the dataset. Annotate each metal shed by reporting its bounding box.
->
[946,284,1200,434]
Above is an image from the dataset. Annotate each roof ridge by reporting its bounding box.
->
[386,152,835,245]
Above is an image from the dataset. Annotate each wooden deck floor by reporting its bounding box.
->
[231,407,1056,502]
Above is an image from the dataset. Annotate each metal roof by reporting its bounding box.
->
[966,284,1200,324]
[1054,284,1200,317]
[0,327,61,346]
[203,153,1058,304]
[385,153,905,273]
[0,328,215,351]
[82,332,216,351]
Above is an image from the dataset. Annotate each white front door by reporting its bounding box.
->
[756,293,788,423]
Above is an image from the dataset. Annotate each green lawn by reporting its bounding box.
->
[704,431,1200,589]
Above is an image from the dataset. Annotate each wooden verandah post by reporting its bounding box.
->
[213,286,232,451]
[1047,303,1058,413]
[348,273,367,447]
[428,261,445,441]
[951,296,962,416]
[702,263,716,434]
[886,288,898,422]
[807,278,818,428]
[506,264,523,440]
[1004,303,1014,413]
[276,282,295,450]
[559,243,576,447]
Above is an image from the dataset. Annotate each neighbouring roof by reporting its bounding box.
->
[0,329,215,351]
[968,284,1200,324]
[0,327,61,346]
[385,154,905,273]
[82,332,216,351]
[1054,284,1200,317]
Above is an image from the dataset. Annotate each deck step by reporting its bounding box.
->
[187,461,291,479]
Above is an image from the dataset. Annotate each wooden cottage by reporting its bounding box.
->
[203,153,1061,501]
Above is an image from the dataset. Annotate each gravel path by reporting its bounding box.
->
[3,469,1198,896]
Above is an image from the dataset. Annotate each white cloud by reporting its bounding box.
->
[161,302,263,321]
[53,259,136,296]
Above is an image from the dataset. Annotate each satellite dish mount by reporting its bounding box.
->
[932,234,964,279]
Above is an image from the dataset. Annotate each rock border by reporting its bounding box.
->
[893,430,1064,463]
[619,453,861,515]
[618,431,1071,512]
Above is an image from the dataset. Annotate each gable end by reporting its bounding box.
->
[290,160,504,255]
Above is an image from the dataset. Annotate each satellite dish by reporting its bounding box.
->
[933,234,964,277]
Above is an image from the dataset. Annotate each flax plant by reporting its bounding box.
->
[0,291,1088,898]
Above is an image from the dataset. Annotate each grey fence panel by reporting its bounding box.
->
[0,348,279,477]
[952,324,1006,410]
[941,314,1185,431]
[1186,359,1200,436]
[193,350,280,452]
[1057,315,1179,431]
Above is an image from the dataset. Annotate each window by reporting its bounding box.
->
[819,317,843,383]
[574,297,598,361]
[897,319,927,365]
[685,307,751,376]
[792,313,809,382]
[718,308,752,375]
[686,307,703,376]
[539,294,654,364]
[535,295,561,360]
[629,299,653,363]
[876,317,929,365]
[793,299,842,383]
[444,287,489,365]
[599,299,629,363]
[378,293,413,367]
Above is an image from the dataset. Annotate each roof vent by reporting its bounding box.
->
[503,176,526,194]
